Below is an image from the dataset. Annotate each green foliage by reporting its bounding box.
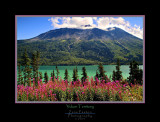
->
[115,94,122,101]
[72,67,78,82]
[31,51,40,85]
[56,65,59,79]
[17,63,23,85]
[94,69,100,81]
[32,52,37,79]
[112,70,116,81]
[81,66,87,84]
[64,69,69,81]
[17,34,143,65]
[113,59,122,81]
[21,49,32,86]
[39,72,43,80]
[36,51,40,71]
[52,69,55,81]
[97,63,107,82]
[44,72,48,83]
[17,64,143,101]
[127,60,143,84]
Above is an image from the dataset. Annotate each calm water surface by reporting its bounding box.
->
[37,65,143,81]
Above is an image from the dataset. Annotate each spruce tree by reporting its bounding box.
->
[56,65,59,79]
[36,51,40,81]
[138,69,143,84]
[22,49,32,86]
[72,68,78,82]
[31,51,40,85]
[39,72,43,80]
[112,70,116,81]
[132,60,139,82]
[64,69,69,81]
[32,52,37,81]
[76,66,78,78]
[95,70,99,80]
[127,60,143,84]
[128,61,133,84]
[44,72,48,84]
[81,66,87,84]
[51,72,53,80]
[98,63,107,82]
[132,60,143,84]
[52,69,55,82]
[17,63,23,85]
[115,59,122,81]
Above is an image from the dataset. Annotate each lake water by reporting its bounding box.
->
[36,65,143,81]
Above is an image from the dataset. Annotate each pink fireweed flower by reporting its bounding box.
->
[82,92,85,94]
[45,92,48,97]
[116,81,119,83]
[49,90,52,95]
[33,92,35,96]
[84,86,87,89]
[62,87,66,91]
[41,94,44,99]
[65,80,68,85]
[114,86,118,90]
[111,82,114,86]
[33,81,35,86]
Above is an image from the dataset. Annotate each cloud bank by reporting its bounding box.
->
[48,17,143,39]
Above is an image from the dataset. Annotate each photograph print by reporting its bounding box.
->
[16,15,144,103]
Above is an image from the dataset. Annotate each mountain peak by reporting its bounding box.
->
[18,26,143,65]
[29,27,142,41]
[81,24,92,27]
[106,27,115,31]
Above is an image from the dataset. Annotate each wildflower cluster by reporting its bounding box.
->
[17,77,143,101]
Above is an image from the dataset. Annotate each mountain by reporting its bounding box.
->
[29,27,141,41]
[17,27,143,65]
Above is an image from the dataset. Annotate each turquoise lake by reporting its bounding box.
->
[33,65,143,81]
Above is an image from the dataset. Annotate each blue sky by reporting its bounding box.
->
[17,16,143,40]
[17,17,52,40]
[123,17,143,28]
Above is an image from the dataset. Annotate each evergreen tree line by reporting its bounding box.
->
[97,59,143,85]
[18,49,143,86]
[17,49,40,86]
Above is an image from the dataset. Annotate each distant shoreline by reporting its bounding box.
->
[34,64,143,66]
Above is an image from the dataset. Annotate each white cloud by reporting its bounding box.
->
[96,17,110,29]
[48,17,95,29]
[48,17,143,39]
[110,17,126,25]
